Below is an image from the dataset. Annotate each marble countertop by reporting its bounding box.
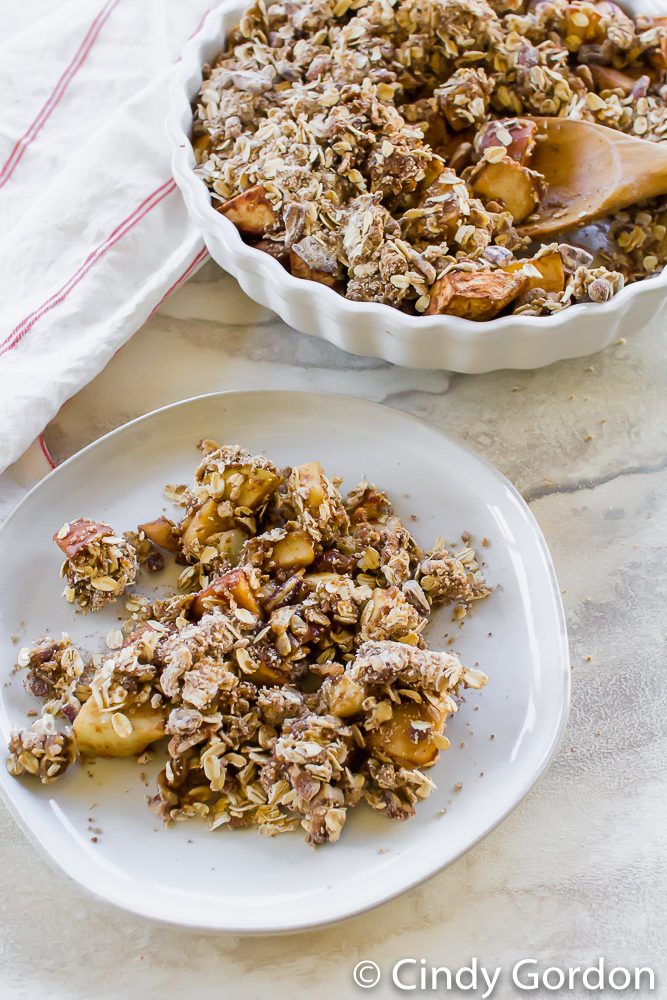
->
[2,260,666,999]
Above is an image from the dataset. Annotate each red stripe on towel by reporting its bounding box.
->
[187,3,220,41]
[0,0,121,189]
[39,433,57,470]
[0,178,177,356]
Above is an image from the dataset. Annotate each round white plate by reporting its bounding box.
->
[0,391,569,933]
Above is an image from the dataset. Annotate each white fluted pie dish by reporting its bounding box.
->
[167,0,667,373]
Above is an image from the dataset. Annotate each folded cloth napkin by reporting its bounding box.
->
[0,0,219,474]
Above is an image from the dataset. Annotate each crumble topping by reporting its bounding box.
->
[7,441,491,846]
[7,715,77,783]
[54,518,137,612]
[191,0,667,320]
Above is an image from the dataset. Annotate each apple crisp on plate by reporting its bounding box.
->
[191,0,667,320]
[6,441,491,846]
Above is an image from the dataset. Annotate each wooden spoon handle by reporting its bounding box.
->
[604,139,667,209]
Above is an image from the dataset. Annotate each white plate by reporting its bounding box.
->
[0,391,569,933]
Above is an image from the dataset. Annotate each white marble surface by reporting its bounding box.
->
[1,260,667,999]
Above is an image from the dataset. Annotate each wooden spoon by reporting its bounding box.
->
[516,116,667,238]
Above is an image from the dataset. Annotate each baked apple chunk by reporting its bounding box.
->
[503,251,565,293]
[218,184,278,236]
[475,118,538,165]
[191,567,260,618]
[178,443,283,560]
[73,698,166,757]
[288,250,338,288]
[138,517,180,551]
[425,269,528,320]
[471,157,545,225]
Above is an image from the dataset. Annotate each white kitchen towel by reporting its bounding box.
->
[0,0,219,474]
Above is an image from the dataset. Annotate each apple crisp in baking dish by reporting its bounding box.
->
[7,441,490,846]
[192,0,667,320]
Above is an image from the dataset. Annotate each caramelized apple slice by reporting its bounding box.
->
[235,467,282,509]
[327,673,366,717]
[476,118,538,165]
[366,702,448,768]
[191,567,260,619]
[425,269,528,320]
[193,133,213,158]
[589,64,640,94]
[289,251,338,287]
[182,459,279,554]
[218,527,248,563]
[218,185,277,237]
[272,530,316,569]
[180,498,229,554]
[54,520,111,559]
[565,1,633,49]
[292,462,328,511]
[198,463,282,511]
[253,239,290,266]
[73,698,165,757]
[419,154,446,191]
[503,251,565,293]
[644,16,667,71]
[304,571,347,587]
[472,158,544,224]
[350,490,392,523]
[138,517,179,552]
[245,662,292,686]
[564,3,605,46]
